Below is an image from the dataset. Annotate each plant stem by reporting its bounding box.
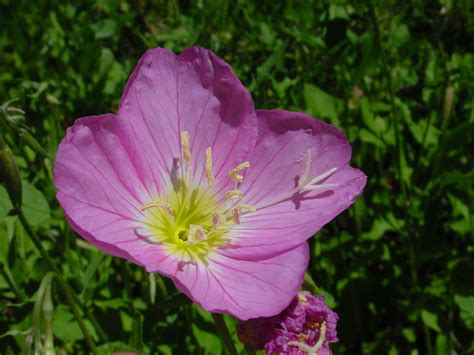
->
[17,208,98,355]
[0,263,26,301]
[244,344,256,355]
[212,313,238,355]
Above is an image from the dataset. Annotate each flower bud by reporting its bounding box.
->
[0,135,22,208]
[238,291,339,354]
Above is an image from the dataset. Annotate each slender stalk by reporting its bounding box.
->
[244,344,256,355]
[42,281,55,355]
[16,209,98,355]
[212,313,238,355]
[0,263,26,301]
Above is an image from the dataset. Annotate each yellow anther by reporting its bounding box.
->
[229,161,250,183]
[140,201,173,216]
[235,204,256,212]
[297,292,308,304]
[205,147,214,184]
[231,208,241,224]
[180,131,191,166]
[225,189,244,200]
[230,204,256,225]
[212,212,227,229]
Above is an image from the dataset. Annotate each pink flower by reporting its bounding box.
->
[54,47,366,320]
[238,291,338,354]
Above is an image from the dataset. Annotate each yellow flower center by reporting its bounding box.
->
[143,184,231,261]
[139,131,253,262]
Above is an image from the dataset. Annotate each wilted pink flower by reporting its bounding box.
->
[54,47,366,320]
[238,291,338,354]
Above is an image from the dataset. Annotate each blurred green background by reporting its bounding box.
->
[0,0,473,354]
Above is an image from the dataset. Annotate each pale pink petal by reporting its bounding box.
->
[118,47,257,195]
[222,110,366,260]
[54,114,156,262]
[142,243,309,320]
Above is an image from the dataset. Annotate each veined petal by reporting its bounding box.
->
[118,47,257,194]
[142,242,309,320]
[54,114,157,262]
[221,110,366,260]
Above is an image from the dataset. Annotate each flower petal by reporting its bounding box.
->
[54,114,157,262]
[141,242,309,320]
[118,47,257,194]
[222,110,366,260]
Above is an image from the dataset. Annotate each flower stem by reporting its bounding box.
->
[0,263,26,301]
[244,344,256,355]
[211,313,237,355]
[17,208,99,355]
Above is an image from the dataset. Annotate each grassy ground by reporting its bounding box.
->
[0,0,473,353]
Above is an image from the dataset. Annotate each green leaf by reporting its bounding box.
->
[454,295,474,329]
[21,181,50,226]
[352,31,380,82]
[362,217,395,241]
[421,309,442,332]
[304,84,342,125]
[92,19,117,40]
[435,334,450,355]
[0,185,13,218]
[402,328,415,343]
[256,40,286,81]
[359,129,385,147]
[0,181,49,225]
[360,97,375,128]
[0,327,31,339]
[52,305,84,343]
[131,312,144,352]
[191,323,222,354]
[120,311,133,332]
[455,295,474,315]
[447,194,470,235]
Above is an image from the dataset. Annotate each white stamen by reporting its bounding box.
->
[306,167,338,186]
[303,183,339,191]
[287,321,327,354]
[252,166,339,212]
[140,201,174,216]
[298,149,312,187]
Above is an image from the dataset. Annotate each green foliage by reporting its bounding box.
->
[0,0,473,353]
